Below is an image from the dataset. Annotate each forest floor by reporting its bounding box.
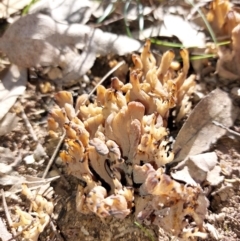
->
[0,0,239,241]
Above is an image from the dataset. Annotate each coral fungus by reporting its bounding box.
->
[13,184,54,241]
[48,40,208,239]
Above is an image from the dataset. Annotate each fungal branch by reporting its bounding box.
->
[48,40,207,240]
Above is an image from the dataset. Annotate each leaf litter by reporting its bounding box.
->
[173,88,239,163]
[0,13,142,82]
[0,0,240,240]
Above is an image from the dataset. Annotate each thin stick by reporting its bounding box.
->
[7,223,33,241]
[20,107,38,142]
[20,105,48,158]
[42,131,66,179]
[1,189,17,238]
[226,214,240,226]
[83,60,125,105]
[49,220,64,241]
[185,0,217,45]
[212,121,240,138]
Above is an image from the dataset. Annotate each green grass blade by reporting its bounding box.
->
[22,0,39,15]
[151,38,230,48]
[190,54,216,60]
[150,38,184,48]
[124,0,133,37]
[97,1,116,23]
[217,40,230,46]
[185,0,217,45]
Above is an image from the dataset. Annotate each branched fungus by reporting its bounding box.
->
[13,184,54,241]
[48,40,208,239]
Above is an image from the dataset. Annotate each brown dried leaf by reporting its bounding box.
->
[0,113,19,136]
[0,13,141,81]
[29,0,100,24]
[171,152,223,186]
[173,88,239,163]
[0,64,27,121]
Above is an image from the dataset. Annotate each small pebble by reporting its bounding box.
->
[24,154,35,164]
[0,163,12,174]
[231,87,240,97]
[215,213,225,222]
[81,226,89,236]
[48,169,60,178]
[55,157,64,166]
[83,75,90,84]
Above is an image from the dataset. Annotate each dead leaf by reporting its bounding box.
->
[163,14,205,48]
[134,13,205,48]
[204,222,220,240]
[0,64,26,121]
[171,166,197,186]
[0,13,142,82]
[173,88,239,163]
[0,175,25,186]
[0,163,13,174]
[0,175,59,193]
[29,0,101,24]
[172,152,221,185]
[0,113,19,136]
[207,165,224,186]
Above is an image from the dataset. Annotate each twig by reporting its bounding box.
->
[20,107,38,142]
[49,220,64,241]
[20,105,48,158]
[1,189,17,238]
[7,223,33,241]
[42,131,66,179]
[185,0,217,45]
[226,214,240,226]
[225,178,240,183]
[212,121,240,138]
[83,60,125,105]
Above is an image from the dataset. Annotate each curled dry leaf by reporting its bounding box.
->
[0,13,142,82]
[29,0,100,24]
[0,64,27,121]
[0,113,19,136]
[134,12,205,48]
[171,152,224,186]
[173,88,239,163]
